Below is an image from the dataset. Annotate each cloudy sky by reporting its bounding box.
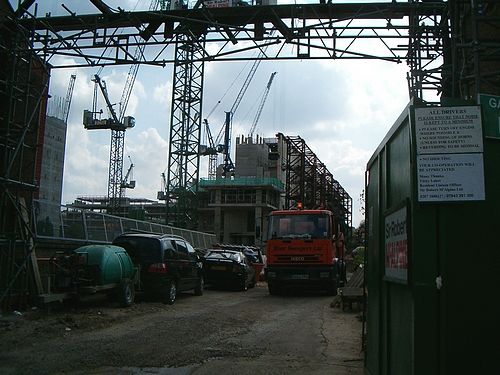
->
[22,0,413,227]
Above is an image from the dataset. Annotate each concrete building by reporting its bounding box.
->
[198,135,286,247]
[37,115,66,205]
[35,104,68,235]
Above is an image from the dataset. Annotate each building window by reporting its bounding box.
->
[209,191,217,204]
[247,211,255,232]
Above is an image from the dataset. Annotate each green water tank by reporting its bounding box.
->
[74,244,135,285]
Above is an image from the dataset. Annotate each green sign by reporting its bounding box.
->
[479,93,500,139]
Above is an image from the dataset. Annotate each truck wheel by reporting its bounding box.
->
[194,276,204,296]
[326,282,338,296]
[268,282,280,295]
[119,278,135,307]
[162,281,177,305]
[249,278,256,289]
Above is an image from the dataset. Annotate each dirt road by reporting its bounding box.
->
[0,284,364,374]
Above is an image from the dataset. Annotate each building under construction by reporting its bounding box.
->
[2,8,500,371]
[68,132,353,247]
[197,133,352,246]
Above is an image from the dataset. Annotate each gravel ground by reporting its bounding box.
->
[0,283,364,374]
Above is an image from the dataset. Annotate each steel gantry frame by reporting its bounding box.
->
[15,2,450,227]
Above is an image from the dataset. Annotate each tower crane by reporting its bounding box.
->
[120,156,136,192]
[82,0,163,214]
[83,73,136,214]
[249,72,277,138]
[157,170,167,201]
[199,119,221,178]
[207,47,270,179]
[62,74,76,124]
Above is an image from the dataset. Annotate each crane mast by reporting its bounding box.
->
[208,46,269,179]
[120,156,136,194]
[157,171,167,201]
[62,74,76,124]
[249,72,277,138]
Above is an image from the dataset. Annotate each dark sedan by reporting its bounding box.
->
[203,250,256,291]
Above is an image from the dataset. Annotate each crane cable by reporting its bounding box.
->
[205,60,251,121]
[92,0,159,114]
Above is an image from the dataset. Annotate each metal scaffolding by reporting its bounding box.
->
[448,0,500,98]
[280,133,352,232]
[0,10,49,308]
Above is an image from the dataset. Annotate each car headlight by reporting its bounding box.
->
[233,265,244,273]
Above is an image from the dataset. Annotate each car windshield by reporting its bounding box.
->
[113,236,162,263]
[243,250,262,263]
[205,251,241,262]
[268,214,331,239]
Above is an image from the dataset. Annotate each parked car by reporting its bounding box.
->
[212,244,265,281]
[203,249,256,291]
[112,233,204,304]
[51,244,137,307]
[241,247,265,281]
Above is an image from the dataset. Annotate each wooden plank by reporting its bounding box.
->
[345,267,364,288]
[19,197,43,295]
[341,287,364,296]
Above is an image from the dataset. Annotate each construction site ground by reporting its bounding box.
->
[0,283,364,374]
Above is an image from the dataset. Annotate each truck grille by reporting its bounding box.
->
[275,255,321,264]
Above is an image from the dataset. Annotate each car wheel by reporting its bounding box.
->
[240,278,248,292]
[162,281,177,305]
[118,278,135,307]
[194,276,204,296]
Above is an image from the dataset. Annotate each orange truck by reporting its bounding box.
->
[264,209,346,295]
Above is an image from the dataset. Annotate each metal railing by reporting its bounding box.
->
[33,200,216,249]
[200,177,284,190]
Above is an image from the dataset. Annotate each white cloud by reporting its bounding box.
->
[153,81,172,107]
[123,128,169,199]
[62,121,109,202]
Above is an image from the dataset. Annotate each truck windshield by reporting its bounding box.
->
[268,214,331,239]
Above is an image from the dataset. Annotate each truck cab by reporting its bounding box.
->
[265,209,345,295]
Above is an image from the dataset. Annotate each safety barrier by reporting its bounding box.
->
[33,200,216,249]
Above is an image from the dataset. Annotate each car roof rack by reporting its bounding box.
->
[159,234,186,240]
[117,230,185,241]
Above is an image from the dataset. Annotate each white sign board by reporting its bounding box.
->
[415,106,483,154]
[385,206,408,282]
[417,153,485,202]
[204,0,234,7]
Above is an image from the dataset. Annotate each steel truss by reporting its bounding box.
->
[18,3,446,99]
[166,33,205,228]
[282,134,352,232]
[108,130,126,213]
